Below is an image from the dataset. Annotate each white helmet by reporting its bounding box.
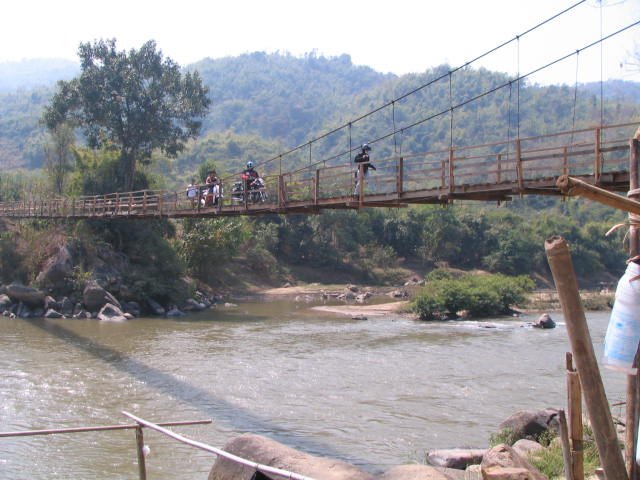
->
[246,161,254,169]
[361,143,371,152]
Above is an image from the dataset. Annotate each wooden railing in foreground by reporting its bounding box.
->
[122,411,315,480]
[0,123,636,219]
[0,416,212,480]
[0,413,314,480]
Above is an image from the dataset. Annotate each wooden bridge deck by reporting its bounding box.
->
[0,123,635,219]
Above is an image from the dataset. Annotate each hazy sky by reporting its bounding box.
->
[3,0,639,85]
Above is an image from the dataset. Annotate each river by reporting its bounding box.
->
[0,300,627,479]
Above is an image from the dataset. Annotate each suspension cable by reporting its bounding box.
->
[286,18,640,176]
[250,1,589,174]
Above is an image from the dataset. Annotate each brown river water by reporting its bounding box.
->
[0,300,627,479]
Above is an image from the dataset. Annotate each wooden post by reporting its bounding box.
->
[278,175,284,207]
[448,148,454,194]
[595,127,602,184]
[135,426,147,480]
[545,236,628,480]
[496,153,502,184]
[559,409,575,480]
[563,147,569,176]
[358,163,364,207]
[397,157,404,196]
[314,169,320,205]
[567,352,584,480]
[516,139,524,195]
[627,138,640,480]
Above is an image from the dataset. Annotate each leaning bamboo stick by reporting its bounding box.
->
[556,175,640,216]
[546,236,628,480]
[0,419,211,437]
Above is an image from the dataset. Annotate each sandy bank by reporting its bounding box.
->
[311,301,410,317]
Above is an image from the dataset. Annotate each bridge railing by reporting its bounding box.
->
[0,123,636,218]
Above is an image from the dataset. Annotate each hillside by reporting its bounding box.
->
[1,52,639,178]
[0,58,79,92]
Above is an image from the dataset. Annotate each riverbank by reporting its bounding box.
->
[255,281,614,320]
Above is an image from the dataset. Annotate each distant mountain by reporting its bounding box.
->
[0,59,79,93]
[582,79,640,103]
[0,53,639,175]
[192,52,394,146]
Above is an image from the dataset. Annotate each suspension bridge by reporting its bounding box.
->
[0,3,638,221]
[0,122,636,220]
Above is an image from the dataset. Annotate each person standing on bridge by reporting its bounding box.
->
[205,169,221,206]
[186,178,199,208]
[354,143,375,195]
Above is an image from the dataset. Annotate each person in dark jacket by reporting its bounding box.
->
[354,143,375,195]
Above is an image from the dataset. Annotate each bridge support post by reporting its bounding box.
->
[448,148,454,195]
[397,157,404,196]
[516,139,523,196]
[595,127,602,184]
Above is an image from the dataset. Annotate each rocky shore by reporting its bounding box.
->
[0,281,220,321]
[208,408,569,480]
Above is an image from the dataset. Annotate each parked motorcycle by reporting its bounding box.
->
[232,177,268,204]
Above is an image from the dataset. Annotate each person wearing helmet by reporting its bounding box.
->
[354,143,376,195]
[241,161,260,197]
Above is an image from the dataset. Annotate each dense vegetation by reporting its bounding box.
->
[412,271,535,320]
[0,49,637,308]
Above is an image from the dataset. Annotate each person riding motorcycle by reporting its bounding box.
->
[241,161,260,192]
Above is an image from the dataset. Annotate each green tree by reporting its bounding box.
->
[43,123,76,195]
[42,39,211,192]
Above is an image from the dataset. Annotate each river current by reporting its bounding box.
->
[0,300,627,479]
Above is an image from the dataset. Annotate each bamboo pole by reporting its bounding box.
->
[545,236,628,480]
[122,411,315,480]
[627,138,640,480]
[135,425,147,480]
[0,419,211,437]
[567,352,584,480]
[559,409,575,480]
[557,175,640,216]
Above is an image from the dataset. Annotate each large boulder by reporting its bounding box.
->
[512,439,544,459]
[532,313,555,329]
[7,284,45,307]
[377,464,454,479]
[147,299,166,316]
[98,303,127,322]
[481,444,547,480]
[183,298,207,311]
[0,294,12,310]
[426,448,486,470]
[35,244,75,292]
[208,433,374,480]
[498,409,559,442]
[83,281,121,311]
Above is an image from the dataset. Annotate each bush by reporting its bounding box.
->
[528,424,600,479]
[411,273,534,320]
